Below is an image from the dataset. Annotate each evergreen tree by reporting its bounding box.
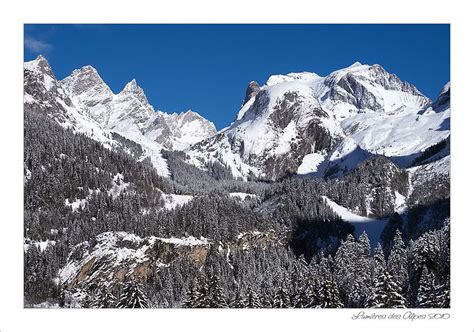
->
[367,268,406,308]
[293,287,310,308]
[273,286,291,308]
[334,234,371,307]
[387,230,409,293]
[208,273,227,308]
[318,273,343,308]
[89,287,117,308]
[245,287,262,308]
[306,278,320,308]
[372,243,386,278]
[182,282,197,308]
[193,277,211,308]
[230,289,245,308]
[416,266,448,308]
[116,281,149,308]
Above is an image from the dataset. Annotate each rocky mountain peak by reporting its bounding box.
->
[24,55,54,78]
[265,72,321,86]
[60,65,113,108]
[431,81,450,112]
[348,61,363,68]
[121,79,142,95]
[323,62,430,114]
[242,81,261,106]
[119,79,150,106]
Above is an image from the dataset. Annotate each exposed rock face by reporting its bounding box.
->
[231,230,282,251]
[61,66,114,124]
[147,110,217,150]
[59,230,284,295]
[61,66,113,107]
[187,75,344,180]
[432,82,450,112]
[323,63,430,114]
[24,56,76,125]
[60,232,212,290]
[332,73,383,111]
[242,81,260,106]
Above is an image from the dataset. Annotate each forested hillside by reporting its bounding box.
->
[24,56,450,308]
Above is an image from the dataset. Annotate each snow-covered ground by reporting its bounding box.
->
[162,193,193,210]
[109,173,130,198]
[23,239,57,252]
[229,192,257,200]
[394,191,408,214]
[322,196,388,247]
[297,152,327,175]
[64,197,88,212]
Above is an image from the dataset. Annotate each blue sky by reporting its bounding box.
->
[24,24,450,129]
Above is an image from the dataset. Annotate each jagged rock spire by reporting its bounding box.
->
[242,81,260,106]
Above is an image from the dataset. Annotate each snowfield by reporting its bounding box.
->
[162,193,194,210]
[322,196,388,247]
[229,192,257,200]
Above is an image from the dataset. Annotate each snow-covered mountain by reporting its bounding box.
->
[24,56,450,182]
[186,63,450,180]
[24,55,217,176]
[60,66,216,151]
[24,56,451,309]
[24,56,118,149]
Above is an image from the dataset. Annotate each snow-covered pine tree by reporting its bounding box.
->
[116,281,149,308]
[208,273,228,308]
[182,281,198,308]
[293,287,310,308]
[305,278,320,308]
[193,277,211,308]
[273,286,291,308]
[230,289,246,308]
[292,255,310,308]
[372,243,386,278]
[89,287,117,308]
[358,231,371,257]
[367,268,406,308]
[334,234,371,307]
[416,266,449,308]
[318,273,343,308]
[387,230,409,293]
[245,287,262,308]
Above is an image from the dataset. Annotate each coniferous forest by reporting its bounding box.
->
[23,51,450,309]
[23,108,450,309]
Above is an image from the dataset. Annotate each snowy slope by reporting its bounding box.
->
[322,196,388,246]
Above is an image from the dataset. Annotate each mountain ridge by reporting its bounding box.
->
[24,55,450,182]
[185,63,449,180]
[24,55,217,176]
